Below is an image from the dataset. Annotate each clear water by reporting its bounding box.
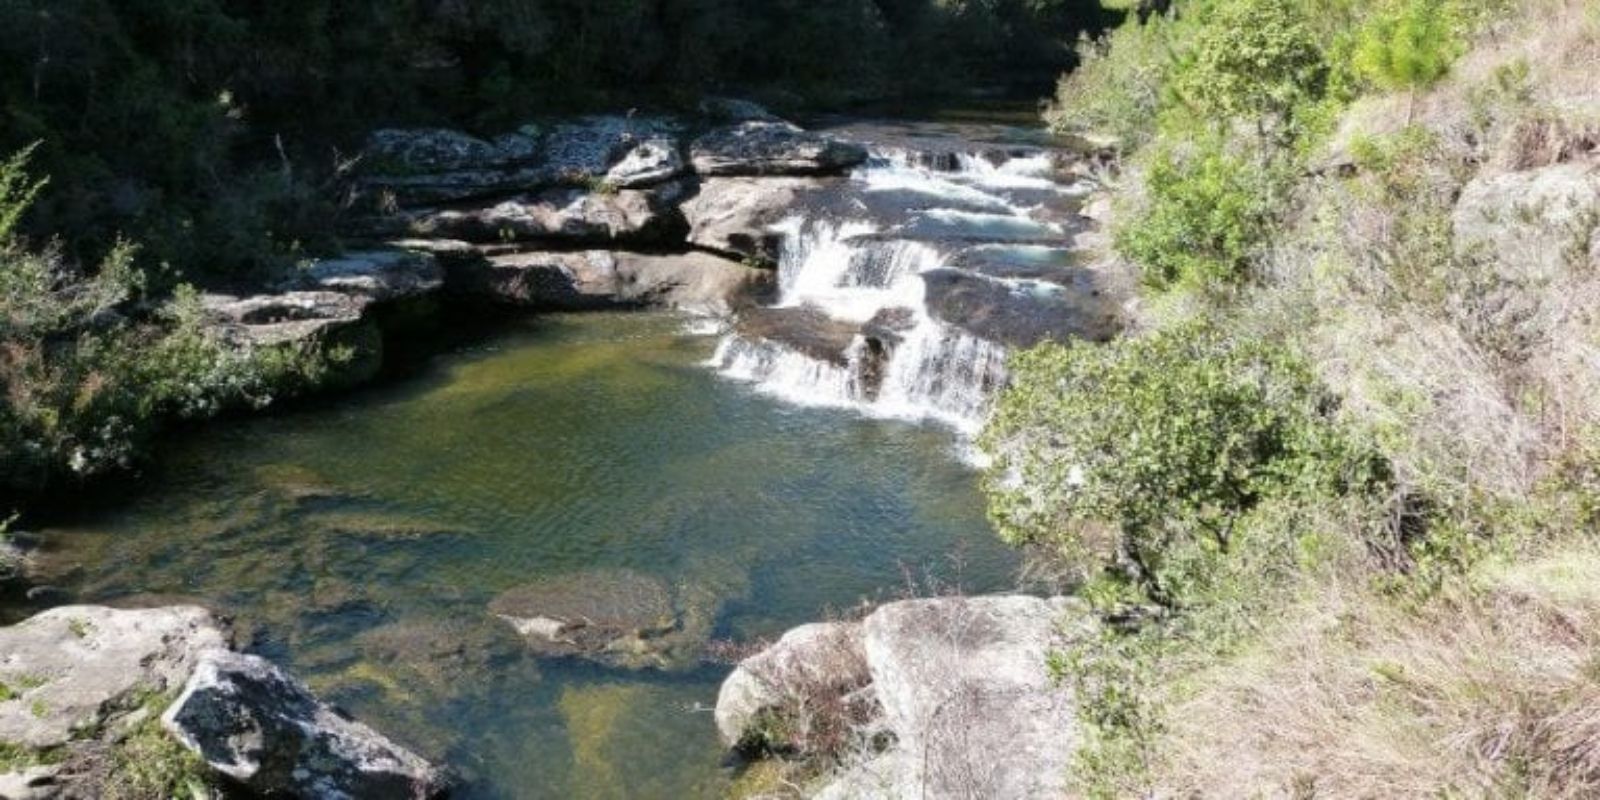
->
[32,312,1016,798]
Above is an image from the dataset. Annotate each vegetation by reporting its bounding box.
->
[0,148,328,499]
[1004,0,1600,795]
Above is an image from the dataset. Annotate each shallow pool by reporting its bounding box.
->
[34,311,1017,798]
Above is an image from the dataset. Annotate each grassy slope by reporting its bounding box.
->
[1026,0,1600,795]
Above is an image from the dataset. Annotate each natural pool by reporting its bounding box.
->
[32,311,1018,798]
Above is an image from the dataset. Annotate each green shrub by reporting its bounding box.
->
[983,322,1386,608]
[0,148,328,495]
[1173,0,1327,134]
[1352,0,1465,97]
[1046,14,1183,152]
[1115,139,1283,290]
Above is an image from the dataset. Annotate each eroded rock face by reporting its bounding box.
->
[446,250,770,314]
[403,183,689,246]
[690,121,868,177]
[681,177,832,264]
[489,568,712,670]
[0,606,228,750]
[716,595,1092,800]
[162,649,447,800]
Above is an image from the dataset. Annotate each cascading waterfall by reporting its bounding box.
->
[711,141,1082,433]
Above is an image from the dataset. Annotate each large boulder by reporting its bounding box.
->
[919,268,1121,348]
[853,595,1085,800]
[714,622,873,753]
[162,649,447,799]
[489,568,713,671]
[681,177,831,264]
[716,595,1091,800]
[401,183,689,246]
[0,606,227,750]
[446,250,770,314]
[1453,161,1600,278]
[690,121,867,177]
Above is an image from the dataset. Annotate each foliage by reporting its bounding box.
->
[0,148,327,495]
[1351,0,1465,93]
[1115,138,1284,290]
[1045,13,1181,151]
[101,694,214,800]
[1173,0,1327,131]
[984,322,1386,607]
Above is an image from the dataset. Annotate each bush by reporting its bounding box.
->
[0,148,327,496]
[1173,0,1327,135]
[1114,138,1284,290]
[983,322,1386,608]
[1045,13,1182,152]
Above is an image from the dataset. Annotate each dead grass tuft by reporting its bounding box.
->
[1159,549,1600,798]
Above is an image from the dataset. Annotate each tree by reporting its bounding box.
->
[1353,0,1463,122]
[1174,0,1326,140]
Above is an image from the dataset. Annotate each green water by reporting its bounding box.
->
[34,312,1016,798]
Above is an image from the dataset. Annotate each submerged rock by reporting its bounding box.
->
[163,649,448,799]
[489,568,710,670]
[690,121,868,177]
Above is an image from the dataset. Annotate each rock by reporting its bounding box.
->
[606,137,687,189]
[359,118,686,207]
[0,764,61,800]
[1453,161,1600,278]
[714,622,872,752]
[853,595,1086,800]
[403,182,689,246]
[0,537,27,593]
[293,249,444,303]
[716,595,1093,800]
[690,122,868,177]
[0,606,227,750]
[489,568,708,670]
[202,290,368,348]
[698,97,780,123]
[920,268,1121,348]
[162,649,446,799]
[364,128,523,174]
[734,306,863,368]
[447,250,770,314]
[682,177,832,264]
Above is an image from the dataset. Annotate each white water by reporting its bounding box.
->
[712,145,1076,434]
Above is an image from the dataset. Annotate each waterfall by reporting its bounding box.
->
[709,139,1084,433]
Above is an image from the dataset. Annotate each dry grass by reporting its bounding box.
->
[1158,548,1600,799]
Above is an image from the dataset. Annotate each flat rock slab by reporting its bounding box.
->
[690,121,868,177]
[0,605,227,749]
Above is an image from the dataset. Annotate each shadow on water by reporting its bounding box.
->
[24,310,1018,798]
